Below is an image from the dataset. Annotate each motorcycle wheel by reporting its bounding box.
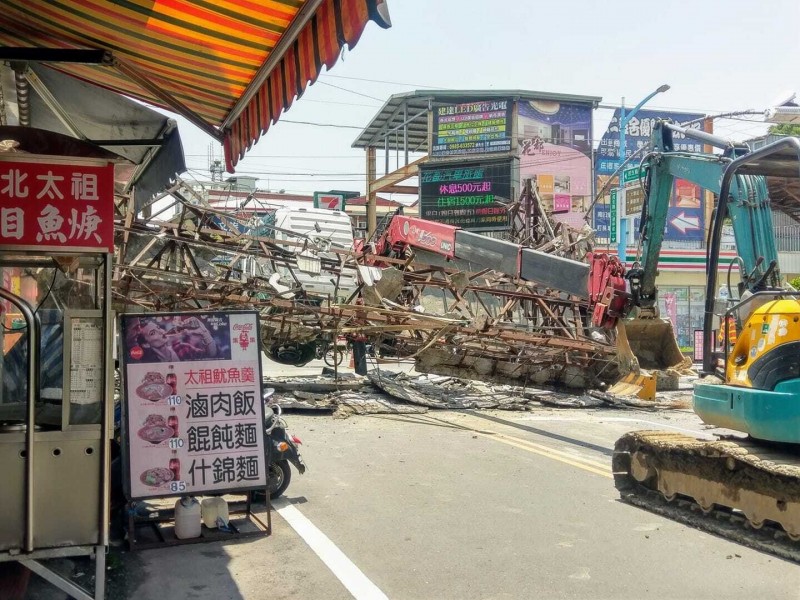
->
[268,459,292,499]
[323,347,344,367]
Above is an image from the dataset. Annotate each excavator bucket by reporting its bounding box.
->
[620,318,686,371]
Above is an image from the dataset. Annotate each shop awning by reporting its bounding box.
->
[0,0,391,171]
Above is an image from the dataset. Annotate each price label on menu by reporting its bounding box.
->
[120,311,267,500]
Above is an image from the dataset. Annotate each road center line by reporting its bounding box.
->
[472,431,612,478]
[417,413,613,478]
[273,498,388,600]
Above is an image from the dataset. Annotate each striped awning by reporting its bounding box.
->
[0,0,391,171]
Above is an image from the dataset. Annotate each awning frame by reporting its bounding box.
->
[221,0,325,130]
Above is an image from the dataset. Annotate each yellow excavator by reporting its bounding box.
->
[612,121,800,560]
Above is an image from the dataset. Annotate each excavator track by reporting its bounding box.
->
[613,431,800,563]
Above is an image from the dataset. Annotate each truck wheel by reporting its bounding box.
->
[269,460,292,499]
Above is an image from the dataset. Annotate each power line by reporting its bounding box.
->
[316,80,386,103]
[321,73,441,89]
[279,118,364,129]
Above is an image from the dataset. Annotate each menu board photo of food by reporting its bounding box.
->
[119,311,267,500]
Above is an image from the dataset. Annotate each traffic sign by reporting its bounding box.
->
[622,166,641,186]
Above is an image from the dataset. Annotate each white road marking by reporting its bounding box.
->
[273,498,388,600]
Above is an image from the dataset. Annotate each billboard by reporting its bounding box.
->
[518,100,593,229]
[120,311,267,500]
[599,177,705,245]
[594,109,709,245]
[0,155,114,252]
[595,108,706,176]
[432,99,513,157]
[419,159,512,231]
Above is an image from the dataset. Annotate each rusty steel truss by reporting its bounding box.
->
[112,178,625,389]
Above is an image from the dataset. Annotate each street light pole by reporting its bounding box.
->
[616,84,670,261]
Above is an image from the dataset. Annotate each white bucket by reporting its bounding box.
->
[174,497,201,539]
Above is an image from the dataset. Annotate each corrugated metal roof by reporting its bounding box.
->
[352,89,602,151]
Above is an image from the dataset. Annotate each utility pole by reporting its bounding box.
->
[616,84,670,261]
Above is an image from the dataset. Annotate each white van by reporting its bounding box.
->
[269,207,358,301]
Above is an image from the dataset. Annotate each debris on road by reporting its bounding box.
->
[264,369,696,417]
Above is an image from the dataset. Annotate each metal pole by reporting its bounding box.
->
[366,147,377,236]
[0,288,37,552]
[617,99,627,261]
[403,103,409,166]
[615,85,670,261]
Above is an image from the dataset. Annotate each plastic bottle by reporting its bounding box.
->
[174,496,201,539]
[166,365,178,395]
[201,497,229,529]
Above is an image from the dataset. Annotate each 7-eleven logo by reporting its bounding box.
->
[315,193,344,211]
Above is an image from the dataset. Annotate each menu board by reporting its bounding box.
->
[432,100,513,157]
[120,311,266,500]
[419,159,512,231]
[69,318,104,406]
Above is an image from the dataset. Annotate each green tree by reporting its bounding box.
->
[791,276,800,290]
[769,123,800,136]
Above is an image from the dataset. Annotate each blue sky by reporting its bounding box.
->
[167,0,800,196]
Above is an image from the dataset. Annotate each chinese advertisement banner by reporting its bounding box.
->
[0,155,114,252]
[432,99,513,157]
[594,108,706,176]
[419,159,512,231]
[120,312,266,500]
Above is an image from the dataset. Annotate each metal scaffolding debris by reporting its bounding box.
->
[112,178,630,389]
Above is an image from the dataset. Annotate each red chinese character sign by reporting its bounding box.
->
[120,312,267,500]
[0,155,114,252]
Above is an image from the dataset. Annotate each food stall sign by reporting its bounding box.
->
[120,311,267,500]
[0,155,114,252]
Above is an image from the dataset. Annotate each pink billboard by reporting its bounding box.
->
[517,100,593,227]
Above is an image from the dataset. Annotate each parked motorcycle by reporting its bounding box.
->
[261,388,306,499]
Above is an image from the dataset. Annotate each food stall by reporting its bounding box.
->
[0,152,115,600]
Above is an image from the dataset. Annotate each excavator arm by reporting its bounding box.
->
[628,121,779,316]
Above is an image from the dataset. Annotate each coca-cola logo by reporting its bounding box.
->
[402,220,410,237]
[233,323,253,331]
[130,346,143,360]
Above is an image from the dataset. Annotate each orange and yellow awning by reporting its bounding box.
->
[0,0,391,170]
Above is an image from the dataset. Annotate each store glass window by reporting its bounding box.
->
[658,285,706,354]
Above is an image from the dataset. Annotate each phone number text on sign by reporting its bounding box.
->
[0,156,114,251]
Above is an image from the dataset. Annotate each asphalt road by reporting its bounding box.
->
[275,407,800,600]
[26,359,800,599]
